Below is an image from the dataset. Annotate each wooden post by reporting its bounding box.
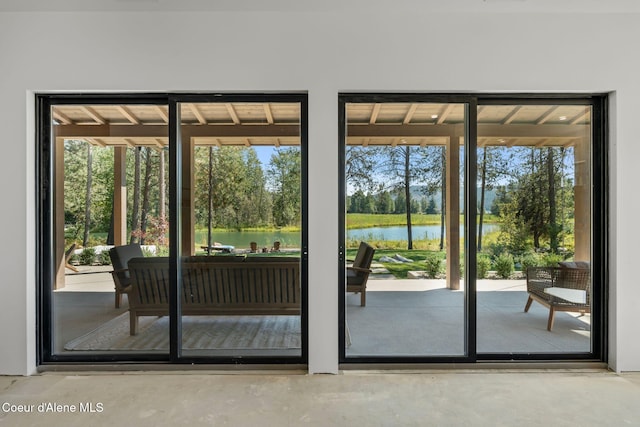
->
[113,146,127,246]
[574,137,591,262]
[446,135,460,290]
[54,137,66,289]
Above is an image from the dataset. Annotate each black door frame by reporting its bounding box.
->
[338,93,607,364]
[36,92,309,366]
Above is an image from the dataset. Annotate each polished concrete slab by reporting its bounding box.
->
[1,370,639,426]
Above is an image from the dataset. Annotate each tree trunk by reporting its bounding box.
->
[130,147,141,244]
[403,146,413,250]
[207,146,214,250]
[547,147,558,253]
[439,148,446,251]
[82,144,93,247]
[139,148,153,245]
[158,148,166,246]
[478,147,487,251]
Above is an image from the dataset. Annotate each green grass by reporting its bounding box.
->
[346,213,499,229]
[346,248,445,279]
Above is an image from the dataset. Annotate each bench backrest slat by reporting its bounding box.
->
[128,257,300,311]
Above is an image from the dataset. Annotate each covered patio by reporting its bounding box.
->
[54,267,590,356]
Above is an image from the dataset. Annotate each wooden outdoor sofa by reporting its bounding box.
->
[126,256,301,335]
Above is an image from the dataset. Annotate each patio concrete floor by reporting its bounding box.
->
[54,267,591,356]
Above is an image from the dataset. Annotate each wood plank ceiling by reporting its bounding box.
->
[52,102,591,149]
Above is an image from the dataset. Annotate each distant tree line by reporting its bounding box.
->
[346,144,576,255]
[63,140,301,247]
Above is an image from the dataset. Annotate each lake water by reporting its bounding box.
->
[195,230,301,251]
[195,223,500,250]
[347,223,500,242]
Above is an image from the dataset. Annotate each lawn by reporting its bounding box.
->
[346,248,444,279]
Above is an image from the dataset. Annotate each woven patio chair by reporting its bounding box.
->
[524,262,591,331]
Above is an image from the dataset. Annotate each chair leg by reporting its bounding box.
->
[547,307,556,331]
[115,291,121,309]
[524,296,533,312]
[360,289,366,307]
[130,313,139,335]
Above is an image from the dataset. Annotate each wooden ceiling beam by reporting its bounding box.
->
[154,105,168,123]
[570,110,590,125]
[502,106,523,125]
[370,104,381,124]
[80,106,107,125]
[536,106,560,124]
[403,104,418,124]
[188,104,207,125]
[264,104,274,124]
[348,123,589,139]
[52,110,73,125]
[225,103,241,124]
[54,124,300,138]
[116,106,140,125]
[437,104,455,125]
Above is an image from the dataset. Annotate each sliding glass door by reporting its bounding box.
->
[340,95,474,361]
[339,94,606,363]
[38,93,308,364]
[475,101,600,357]
[174,97,305,359]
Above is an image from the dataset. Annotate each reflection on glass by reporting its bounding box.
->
[51,104,170,355]
[344,102,467,357]
[476,104,592,353]
[180,102,302,357]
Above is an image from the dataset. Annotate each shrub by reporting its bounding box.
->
[477,254,492,279]
[494,252,514,279]
[423,254,443,278]
[99,250,112,265]
[141,247,155,257]
[79,248,96,265]
[541,253,564,267]
[519,252,542,271]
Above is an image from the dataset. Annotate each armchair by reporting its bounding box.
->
[109,244,143,308]
[347,241,375,307]
[524,262,591,331]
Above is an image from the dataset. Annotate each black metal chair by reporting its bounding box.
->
[109,244,143,308]
[346,241,375,307]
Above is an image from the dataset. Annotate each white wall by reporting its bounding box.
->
[1,7,639,375]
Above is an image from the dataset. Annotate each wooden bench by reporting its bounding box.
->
[126,256,301,335]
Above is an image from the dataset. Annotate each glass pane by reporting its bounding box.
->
[344,102,467,357]
[51,103,170,355]
[476,104,592,353]
[178,101,302,357]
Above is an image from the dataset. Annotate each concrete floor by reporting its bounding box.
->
[1,370,640,426]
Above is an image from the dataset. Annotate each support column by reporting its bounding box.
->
[54,138,65,290]
[446,136,460,290]
[181,134,195,255]
[574,138,591,262]
[113,147,127,246]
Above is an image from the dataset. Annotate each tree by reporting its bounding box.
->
[345,146,377,191]
[477,146,509,251]
[425,197,437,214]
[130,147,141,244]
[377,145,429,249]
[496,146,575,255]
[376,189,394,214]
[139,148,154,245]
[82,144,93,247]
[268,148,301,227]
